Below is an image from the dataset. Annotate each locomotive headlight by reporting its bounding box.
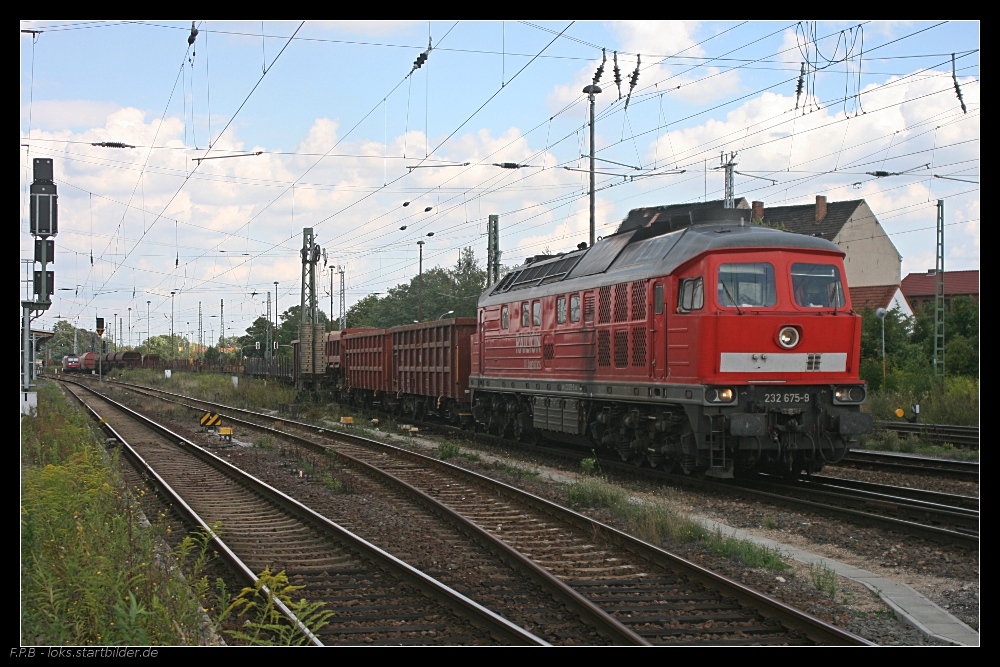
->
[834,386,866,403]
[706,387,736,403]
[777,326,800,349]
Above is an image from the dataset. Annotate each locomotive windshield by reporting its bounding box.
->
[718,263,776,308]
[791,263,846,308]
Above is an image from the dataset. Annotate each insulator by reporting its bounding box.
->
[613,51,622,98]
[593,48,606,84]
[188,21,198,46]
[403,201,410,207]
[424,206,432,212]
[399,225,407,231]
[629,55,640,89]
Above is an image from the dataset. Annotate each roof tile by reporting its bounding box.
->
[900,270,979,297]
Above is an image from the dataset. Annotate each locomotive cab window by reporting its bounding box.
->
[677,278,704,312]
[718,263,776,308]
[654,283,664,314]
[522,302,530,327]
[533,301,542,327]
[791,263,846,308]
[557,297,567,324]
[501,305,509,329]
[570,295,581,323]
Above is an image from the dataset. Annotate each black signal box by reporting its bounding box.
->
[34,239,55,264]
[33,158,54,182]
[30,182,58,236]
[33,270,54,298]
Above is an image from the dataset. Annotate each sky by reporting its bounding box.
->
[19,20,980,346]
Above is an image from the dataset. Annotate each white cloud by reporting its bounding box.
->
[22,100,123,132]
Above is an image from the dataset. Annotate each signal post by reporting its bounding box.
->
[22,158,58,415]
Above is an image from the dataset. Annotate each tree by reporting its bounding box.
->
[345,248,487,329]
[908,296,979,378]
[859,306,922,390]
[46,320,89,359]
[237,317,273,359]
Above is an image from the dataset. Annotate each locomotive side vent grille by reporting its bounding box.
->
[584,295,595,323]
[631,279,648,320]
[613,283,629,322]
[631,327,647,367]
[598,286,612,323]
[614,330,629,368]
[598,330,611,367]
[543,344,555,360]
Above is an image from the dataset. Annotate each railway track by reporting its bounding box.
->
[833,450,979,482]
[730,475,979,545]
[379,415,979,548]
[874,421,979,449]
[60,380,546,646]
[100,378,870,646]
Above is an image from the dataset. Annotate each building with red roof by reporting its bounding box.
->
[900,269,979,313]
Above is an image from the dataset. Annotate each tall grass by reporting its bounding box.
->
[21,382,221,645]
[121,369,296,411]
[565,477,789,570]
[866,376,979,425]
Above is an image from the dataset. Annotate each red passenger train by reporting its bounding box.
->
[470,210,872,476]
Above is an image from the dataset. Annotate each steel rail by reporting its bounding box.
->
[106,381,647,644]
[874,421,979,448]
[423,425,980,547]
[62,379,549,646]
[60,380,323,647]
[731,477,979,538]
[103,379,871,646]
[836,450,979,481]
[805,474,979,512]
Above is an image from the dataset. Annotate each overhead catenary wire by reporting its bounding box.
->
[31,21,978,332]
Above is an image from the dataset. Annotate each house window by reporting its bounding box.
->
[557,297,567,324]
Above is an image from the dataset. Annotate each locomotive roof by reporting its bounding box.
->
[479,217,843,307]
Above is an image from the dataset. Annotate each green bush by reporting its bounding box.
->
[21,382,218,645]
[435,442,462,459]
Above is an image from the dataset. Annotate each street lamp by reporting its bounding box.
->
[127,307,132,348]
[147,301,151,350]
[876,307,887,383]
[437,310,454,320]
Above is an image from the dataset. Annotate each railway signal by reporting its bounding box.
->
[23,158,59,404]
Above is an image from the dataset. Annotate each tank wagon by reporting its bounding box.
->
[470,211,873,477]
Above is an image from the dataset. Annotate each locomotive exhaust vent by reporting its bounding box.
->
[806,354,822,371]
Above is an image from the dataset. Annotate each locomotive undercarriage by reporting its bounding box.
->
[472,386,868,477]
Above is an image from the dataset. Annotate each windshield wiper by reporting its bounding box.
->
[721,280,743,315]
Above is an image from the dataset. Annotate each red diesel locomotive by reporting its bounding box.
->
[470,211,873,477]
